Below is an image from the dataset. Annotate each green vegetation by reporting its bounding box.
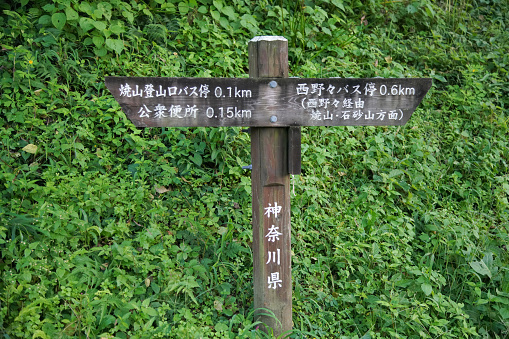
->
[1,0,508,337]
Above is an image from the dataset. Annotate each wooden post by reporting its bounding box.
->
[249,36,292,336]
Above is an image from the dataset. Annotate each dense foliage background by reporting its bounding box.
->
[1,0,508,337]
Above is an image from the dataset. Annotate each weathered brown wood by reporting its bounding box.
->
[249,36,292,336]
[105,76,432,127]
[288,126,301,175]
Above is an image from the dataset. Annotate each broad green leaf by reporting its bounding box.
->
[51,12,67,30]
[38,15,51,26]
[215,322,228,332]
[143,306,158,317]
[331,0,345,11]
[79,17,95,32]
[497,305,509,319]
[65,7,79,21]
[22,272,32,282]
[432,74,446,82]
[407,4,418,14]
[79,2,92,14]
[110,24,124,35]
[93,20,107,31]
[102,29,112,38]
[92,35,104,47]
[213,0,223,11]
[221,5,236,19]
[211,10,220,21]
[389,169,404,177]
[94,45,108,56]
[98,2,113,20]
[143,8,153,18]
[470,260,492,278]
[178,2,189,15]
[192,153,203,166]
[42,4,55,12]
[32,330,49,339]
[93,9,103,19]
[151,282,160,294]
[105,38,124,54]
[421,283,432,296]
[342,294,356,303]
[122,10,134,23]
[56,268,65,278]
[142,298,150,308]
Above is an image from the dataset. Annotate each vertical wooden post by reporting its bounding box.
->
[249,36,292,336]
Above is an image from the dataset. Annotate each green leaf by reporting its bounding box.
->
[389,169,403,178]
[497,305,509,319]
[65,7,79,21]
[178,2,189,15]
[122,10,134,23]
[213,0,223,11]
[143,9,153,18]
[421,283,432,296]
[93,9,103,19]
[110,24,125,35]
[151,282,160,294]
[470,261,492,278]
[94,47,107,57]
[56,268,65,278]
[219,17,231,29]
[105,38,124,54]
[38,15,51,26]
[211,10,220,21]
[22,272,32,282]
[51,12,67,30]
[42,4,55,12]
[143,307,158,317]
[92,35,104,47]
[79,2,92,15]
[221,6,236,20]
[407,4,419,14]
[214,322,229,332]
[93,20,107,31]
[79,17,95,32]
[142,298,150,308]
[192,153,203,166]
[331,0,345,11]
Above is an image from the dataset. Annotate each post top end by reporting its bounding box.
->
[250,36,287,42]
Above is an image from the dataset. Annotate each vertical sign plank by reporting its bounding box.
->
[249,36,292,336]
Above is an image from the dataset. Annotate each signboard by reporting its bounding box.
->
[105,35,433,336]
[105,77,432,128]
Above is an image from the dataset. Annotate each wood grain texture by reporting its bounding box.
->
[105,77,432,127]
[249,36,293,337]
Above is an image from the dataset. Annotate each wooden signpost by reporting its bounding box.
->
[106,36,431,337]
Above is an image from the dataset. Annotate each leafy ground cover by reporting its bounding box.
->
[1,0,508,337]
